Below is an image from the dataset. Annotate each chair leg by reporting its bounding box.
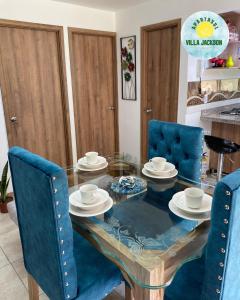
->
[125,285,134,300]
[27,273,39,300]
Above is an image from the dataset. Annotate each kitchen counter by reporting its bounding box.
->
[200,103,240,125]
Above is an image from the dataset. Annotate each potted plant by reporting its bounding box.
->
[0,162,10,213]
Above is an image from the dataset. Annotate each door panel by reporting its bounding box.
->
[68,28,118,158]
[0,20,72,166]
[141,19,181,161]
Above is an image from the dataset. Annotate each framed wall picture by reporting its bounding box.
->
[120,35,136,100]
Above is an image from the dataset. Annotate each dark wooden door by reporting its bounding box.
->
[68,28,118,158]
[141,19,181,161]
[0,20,72,166]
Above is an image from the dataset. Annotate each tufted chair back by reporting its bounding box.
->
[201,169,240,300]
[8,147,78,300]
[148,120,204,181]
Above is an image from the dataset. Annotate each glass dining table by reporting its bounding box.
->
[66,154,214,300]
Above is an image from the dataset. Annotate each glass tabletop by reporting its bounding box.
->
[66,153,214,289]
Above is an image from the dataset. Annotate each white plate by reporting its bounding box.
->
[168,200,210,221]
[142,167,178,179]
[69,197,113,217]
[76,161,108,172]
[69,189,109,210]
[172,191,212,214]
[78,156,107,169]
[144,162,175,176]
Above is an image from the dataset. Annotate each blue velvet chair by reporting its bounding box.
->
[165,168,240,300]
[148,120,204,182]
[8,146,123,300]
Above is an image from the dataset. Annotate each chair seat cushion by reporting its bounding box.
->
[73,231,122,300]
[164,255,205,300]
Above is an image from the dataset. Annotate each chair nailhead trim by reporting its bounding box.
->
[225,191,231,196]
[219,262,224,267]
[224,219,228,224]
[60,227,63,231]
[62,251,65,255]
[64,261,67,266]
[67,295,70,299]
[53,176,56,181]
[64,272,68,276]
[221,233,226,238]
[221,248,226,254]
[54,189,58,193]
[216,289,221,294]
[61,240,64,244]
[218,276,222,281]
[224,205,230,210]
[56,201,59,206]
[58,214,61,219]
[66,282,69,286]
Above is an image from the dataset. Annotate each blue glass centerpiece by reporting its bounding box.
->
[111,176,147,195]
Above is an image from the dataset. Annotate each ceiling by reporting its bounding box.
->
[53,0,151,11]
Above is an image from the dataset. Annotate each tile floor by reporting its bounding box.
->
[0,212,124,300]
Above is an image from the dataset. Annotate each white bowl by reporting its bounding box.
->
[144,162,175,176]
[78,156,107,169]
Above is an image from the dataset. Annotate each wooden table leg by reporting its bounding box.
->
[27,273,39,300]
[125,283,164,300]
[125,285,135,300]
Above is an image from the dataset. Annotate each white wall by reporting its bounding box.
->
[116,0,240,160]
[0,0,115,186]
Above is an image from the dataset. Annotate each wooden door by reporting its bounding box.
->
[0,19,72,166]
[141,19,181,161]
[68,28,118,158]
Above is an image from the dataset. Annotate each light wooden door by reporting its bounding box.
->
[141,19,181,161]
[68,28,118,158]
[0,20,72,166]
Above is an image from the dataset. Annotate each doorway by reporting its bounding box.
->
[0,19,72,166]
[68,28,119,158]
[141,19,181,161]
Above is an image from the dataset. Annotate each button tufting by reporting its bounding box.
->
[66,282,69,287]
[56,201,59,206]
[62,250,65,255]
[60,227,63,231]
[54,189,58,193]
[64,261,67,266]
[220,248,226,254]
[219,262,224,267]
[224,219,228,224]
[52,176,56,181]
[218,276,222,281]
[216,289,221,294]
[61,240,64,244]
[225,191,231,196]
[224,205,230,210]
[58,214,61,219]
[64,272,68,276]
[221,233,226,238]
[67,295,70,299]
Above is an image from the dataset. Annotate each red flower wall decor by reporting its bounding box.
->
[120,36,136,100]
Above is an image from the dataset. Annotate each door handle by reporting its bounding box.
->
[10,116,17,123]
[145,108,152,113]
[107,106,116,110]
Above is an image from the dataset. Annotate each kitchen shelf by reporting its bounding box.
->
[202,67,240,80]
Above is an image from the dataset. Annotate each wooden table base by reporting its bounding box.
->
[28,274,39,300]
[125,284,164,300]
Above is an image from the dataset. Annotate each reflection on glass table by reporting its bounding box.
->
[66,153,214,291]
